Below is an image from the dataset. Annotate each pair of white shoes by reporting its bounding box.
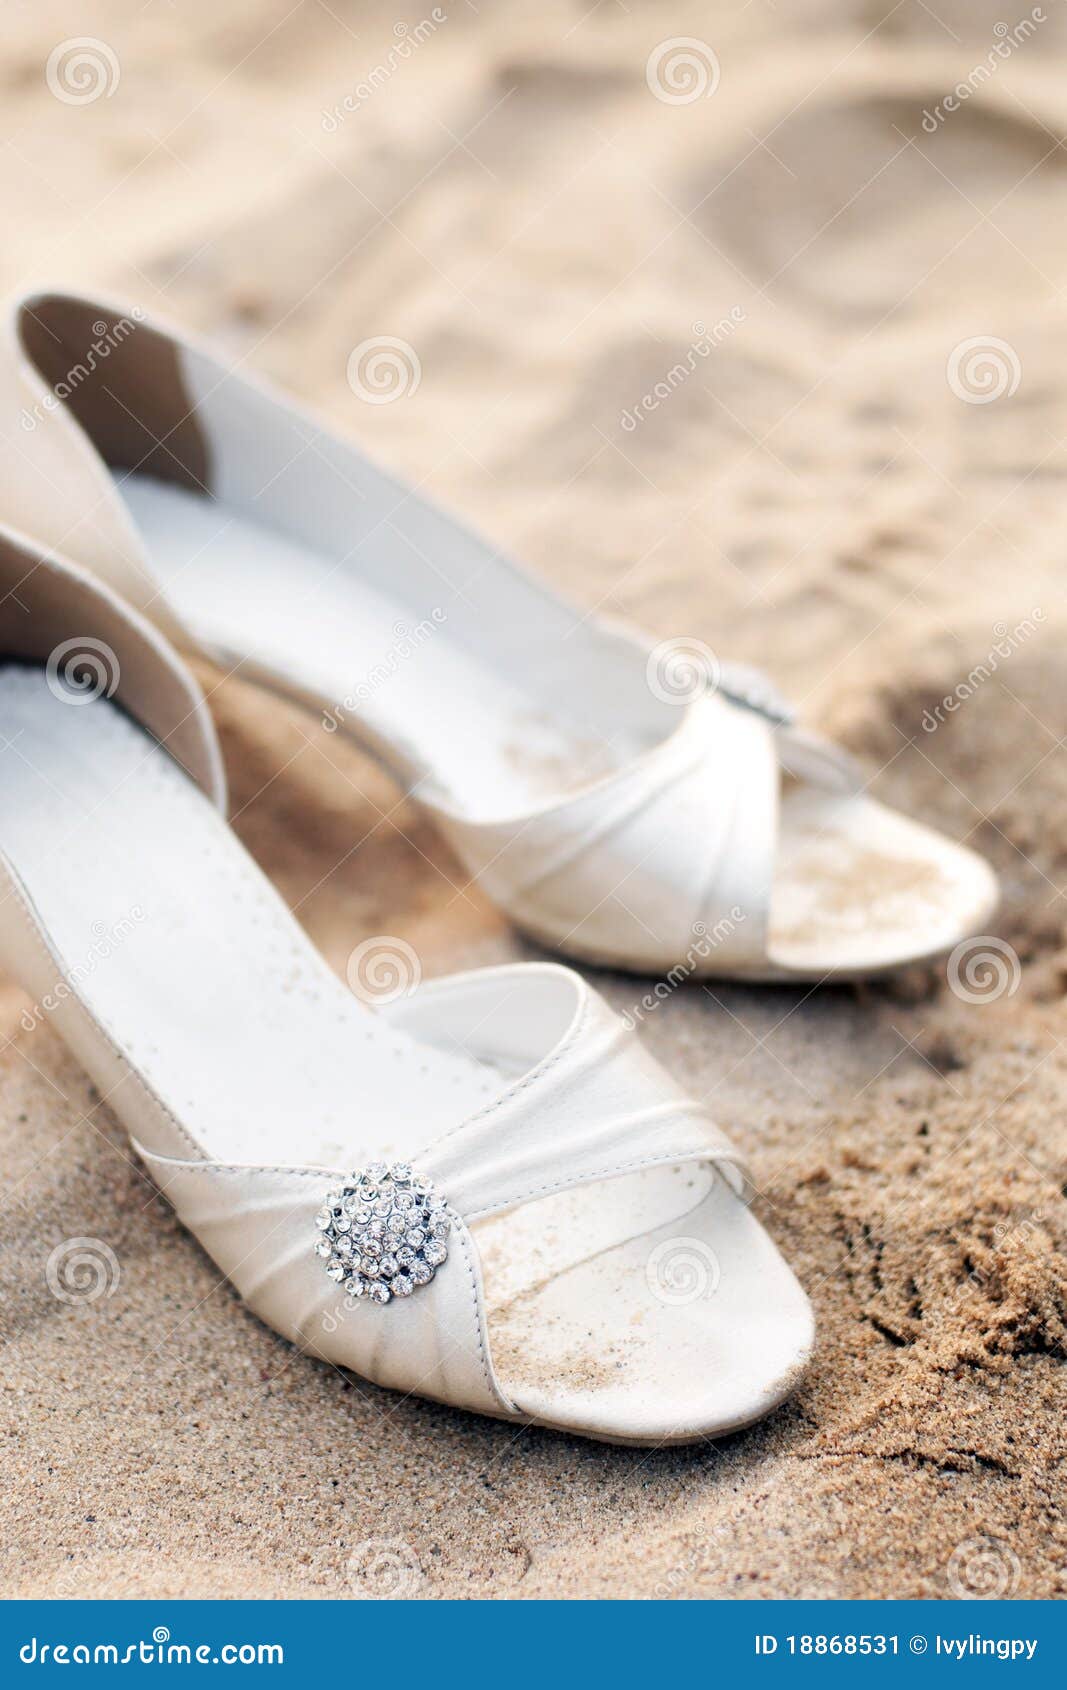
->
[0,291,997,1444]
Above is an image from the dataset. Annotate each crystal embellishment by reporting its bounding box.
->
[716,661,796,728]
[316,1163,452,1305]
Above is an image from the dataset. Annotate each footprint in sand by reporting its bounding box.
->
[688,94,1067,324]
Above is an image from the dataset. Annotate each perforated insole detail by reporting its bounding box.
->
[0,666,500,1169]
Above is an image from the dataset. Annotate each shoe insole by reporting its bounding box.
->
[117,472,628,819]
[0,666,811,1438]
[116,472,998,979]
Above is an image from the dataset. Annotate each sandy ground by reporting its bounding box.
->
[1,0,1066,1599]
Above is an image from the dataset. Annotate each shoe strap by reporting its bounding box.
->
[437,680,863,972]
[437,693,780,970]
[415,970,749,1221]
[717,660,863,793]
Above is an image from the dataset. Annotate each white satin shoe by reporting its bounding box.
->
[0,529,812,1442]
[0,289,998,979]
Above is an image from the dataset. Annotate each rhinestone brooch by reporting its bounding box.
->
[716,661,796,728]
[314,1161,452,1305]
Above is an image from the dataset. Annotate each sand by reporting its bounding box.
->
[1,0,1065,1599]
